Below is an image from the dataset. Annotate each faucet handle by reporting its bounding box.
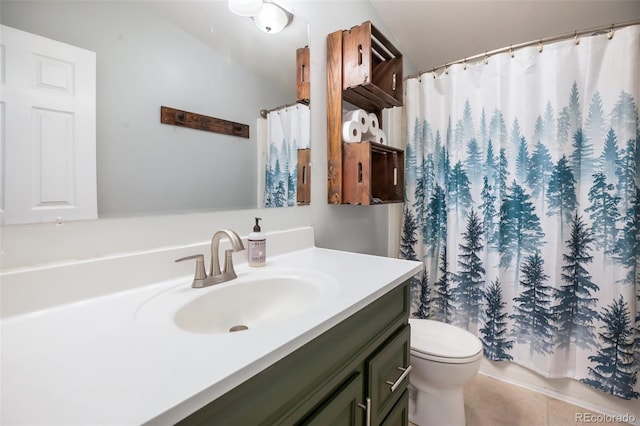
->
[175,254,208,287]
[222,249,238,280]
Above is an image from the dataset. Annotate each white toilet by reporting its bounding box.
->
[408,318,483,426]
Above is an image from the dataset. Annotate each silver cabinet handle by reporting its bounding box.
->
[357,397,371,426]
[386,365,412,392]
[392,72,397,91]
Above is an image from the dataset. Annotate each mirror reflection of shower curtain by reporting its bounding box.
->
[264,104,310,207]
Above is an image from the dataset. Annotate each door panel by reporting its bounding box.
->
[1,24,96,224]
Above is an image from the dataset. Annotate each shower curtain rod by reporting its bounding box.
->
[259,100,308,118]
[406,19,640,80]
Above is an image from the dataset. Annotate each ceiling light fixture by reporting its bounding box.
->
[252,1,293,34]
[228,0,263,17]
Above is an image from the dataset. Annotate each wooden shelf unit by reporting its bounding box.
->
[341,22,403,109]
[343,141,404,205]
[327,21,404,205]
[297,148,311,205]
[296,46,310,103]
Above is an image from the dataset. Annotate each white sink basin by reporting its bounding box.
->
[135,268,339,334]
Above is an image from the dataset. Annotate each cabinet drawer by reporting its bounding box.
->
[367,325,411,425]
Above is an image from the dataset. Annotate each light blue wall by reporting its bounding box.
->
[1,1,291,216]
[293,1,402,256]
[4,1,637,266]
[0,0,393,269]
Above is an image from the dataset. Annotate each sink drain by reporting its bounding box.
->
[229,325,249,332]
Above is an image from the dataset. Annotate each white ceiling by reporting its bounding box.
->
[140,0,308,94]
[369,0,640,77]
[138,1,639,89]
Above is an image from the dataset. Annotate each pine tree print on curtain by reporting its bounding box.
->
[264,105,310,207]
[481,279,514,361]
[554,213,600,351]
[582,296,640,400]
[401,25,640,400]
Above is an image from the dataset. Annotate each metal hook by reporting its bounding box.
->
[538,39,543,53]
[444,64,449,75]
[607,25,614,39]
[463,59,467,70]
[509,46,514,58]
[484,53,489,65]
[574,31,580,45]
[432,68,436,79]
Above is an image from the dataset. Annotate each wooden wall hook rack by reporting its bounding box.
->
[160,106,249,138]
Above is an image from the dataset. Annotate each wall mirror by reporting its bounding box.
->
[0,0,310,220]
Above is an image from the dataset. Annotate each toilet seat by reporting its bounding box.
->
[410,319,483,364]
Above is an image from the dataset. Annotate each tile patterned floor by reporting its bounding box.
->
[410,373,633,426]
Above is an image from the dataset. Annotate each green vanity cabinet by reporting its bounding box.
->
[367,325,411,425]
[380,390,409,426]
[302,373,365,425]
[177,281,411,426]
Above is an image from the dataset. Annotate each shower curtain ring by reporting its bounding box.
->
[484,53,489,65]
[538,39,543,53]
[607,25,614,39]
[444,64,449,75]
[509,46,514,58]
[463,59,467,70]
[574,31,580,45]
[432,68,436,79]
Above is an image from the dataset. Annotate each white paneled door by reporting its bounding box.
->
[0,25,96,225]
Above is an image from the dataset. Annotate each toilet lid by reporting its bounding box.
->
[410,319,482,359]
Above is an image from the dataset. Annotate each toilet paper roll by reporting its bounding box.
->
[342,109,368,131]
[375,129,387,145]
[367,113,379,133]
[362,119,386,143]
[362,126,378,141]
[342,120,362,143]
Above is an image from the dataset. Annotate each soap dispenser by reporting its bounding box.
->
[248,217,266,267]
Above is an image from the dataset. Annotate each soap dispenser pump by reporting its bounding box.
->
[248,217,266,267]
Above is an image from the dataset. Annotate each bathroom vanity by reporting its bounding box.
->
[180,281,411,425]
[0,227,422,425]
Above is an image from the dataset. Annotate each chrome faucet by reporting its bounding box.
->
[209,229,245,279]
[175,229,245,288]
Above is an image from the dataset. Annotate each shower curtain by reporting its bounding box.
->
[401,25,639,399]
[264,103,310,207]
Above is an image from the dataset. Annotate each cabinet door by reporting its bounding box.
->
[302,373,364,426]
[380,390,409,426]
[367,325,411,425]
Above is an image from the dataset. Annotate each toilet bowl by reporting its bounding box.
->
[408,318,483,426]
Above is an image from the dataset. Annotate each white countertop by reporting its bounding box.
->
[1,247,422,425]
